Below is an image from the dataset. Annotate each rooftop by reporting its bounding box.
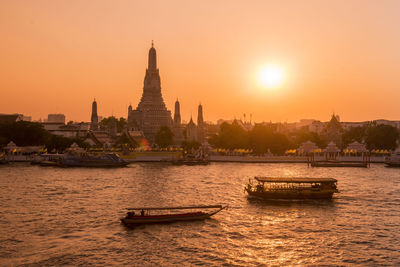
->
[255,177,337,183]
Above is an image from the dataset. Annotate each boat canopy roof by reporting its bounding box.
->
[255,176,337,183]
[127,205,223,211]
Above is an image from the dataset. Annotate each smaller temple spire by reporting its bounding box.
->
[197,103,203,126]
[174,99,181,125]
[90,99,98,131]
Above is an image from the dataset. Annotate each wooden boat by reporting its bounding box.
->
[172,159,209,165]
[310,161,368,168]
[245,177,339,200]
[385,153,400,167]
[172,153,209,165]
[121,205,227,225]
[39,160,61,167]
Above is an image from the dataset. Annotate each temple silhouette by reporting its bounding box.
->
[127,42,173,143]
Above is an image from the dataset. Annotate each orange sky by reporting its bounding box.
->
[1,0,400,123]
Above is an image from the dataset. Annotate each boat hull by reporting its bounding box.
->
[121,212,212,225]
[311,161,368,168]
[39,160,60,167]
[245,189,336,200]
[385,162,400,167]
[172,160,209,166]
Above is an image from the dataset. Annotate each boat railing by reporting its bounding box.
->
[125,205,226,217]
[127,205,224,211]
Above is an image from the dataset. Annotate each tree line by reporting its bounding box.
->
[0,121,88,153]
[208,121,399,155]
[1,120,398,155]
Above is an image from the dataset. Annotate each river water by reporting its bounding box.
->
[0,163,399,266]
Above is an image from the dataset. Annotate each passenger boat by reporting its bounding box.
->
[245,176,339,200]
[121,205,227,225]
[172,158,209,165]
[60,151,129,167]
[385,153,400,167]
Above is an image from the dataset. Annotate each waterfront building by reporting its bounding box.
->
[90,99,99,131]
[128,43,172,143]
[322,114,344,148]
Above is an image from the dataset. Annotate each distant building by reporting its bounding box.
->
[0,114,23,124]
[47,114,65,124]
[128,43,172,143]
[22,116,32,122]
[296,119,316,129]
[309,121,325,134]
[341,121,366,130]
[374,119,400,130]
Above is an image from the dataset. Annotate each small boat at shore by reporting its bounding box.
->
[172,153,209,165]
[60,151,129,167]
[172,158,209,165]
[245,176,339,200]
[385,153,400,167]
[310,161,368,168]
[121,205,227,225]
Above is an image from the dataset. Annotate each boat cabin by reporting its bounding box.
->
[245,177,339,199]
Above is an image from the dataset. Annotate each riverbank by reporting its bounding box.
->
[1,153,387,163]
[209,155,386,163]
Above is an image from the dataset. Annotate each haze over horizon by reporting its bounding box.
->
[1,0,400,123]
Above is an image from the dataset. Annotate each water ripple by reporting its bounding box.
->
[0,163,399,265]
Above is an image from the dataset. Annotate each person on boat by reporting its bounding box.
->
[127,211,135,218]
[141,209,145,216]
[256,184,263,192]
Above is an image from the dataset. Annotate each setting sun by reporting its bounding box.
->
[258,65,285,89]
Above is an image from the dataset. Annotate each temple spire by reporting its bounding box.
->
[148,41,157,70]
[174,99,181,125]
[90,99,98,131]
[197,103,203,126]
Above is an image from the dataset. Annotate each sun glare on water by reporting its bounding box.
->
[258,65,285,89]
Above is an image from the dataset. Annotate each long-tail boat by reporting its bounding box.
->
[310,161,368,168]
[245,177,339,200]
[121,205,227,225]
